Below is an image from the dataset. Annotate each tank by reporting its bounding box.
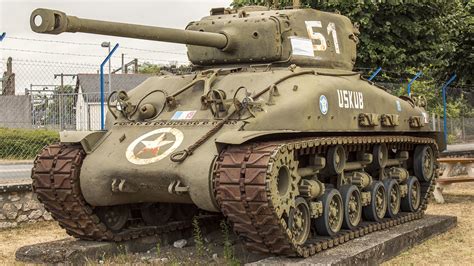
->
[30,5,443,257]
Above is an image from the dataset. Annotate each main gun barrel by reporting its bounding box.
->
[30,8,229,49]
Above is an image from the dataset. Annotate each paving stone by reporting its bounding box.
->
[28,210,43,220]
[17,215,29,223]
[23,200,41,212]
[43,212,53,221]
[9,193,21,202]
[0,221,18,229]
[2,202,18,219]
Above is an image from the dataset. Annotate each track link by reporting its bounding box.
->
[31,144,201,241]
[214,135,438,257]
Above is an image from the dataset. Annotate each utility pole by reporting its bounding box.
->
[53,73,77,130]
[112,58,138,74]
[2,57,15,95]
[121,53,125,74]
[101,42,112,93]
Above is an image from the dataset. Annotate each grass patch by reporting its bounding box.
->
[192,217,205,257]
[221,220,240,265]
[0,128,59,159]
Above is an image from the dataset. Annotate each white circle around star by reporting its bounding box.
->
[125,128,184,165]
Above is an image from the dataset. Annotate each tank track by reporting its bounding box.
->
[31,144,206,241]
[214,135,438,257]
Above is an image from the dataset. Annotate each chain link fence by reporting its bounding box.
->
[0,59,473,167]
[0,58,160,183]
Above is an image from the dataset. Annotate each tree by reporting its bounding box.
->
[138,62,162,74]
[138,62,193,75]
[231,0,473,116]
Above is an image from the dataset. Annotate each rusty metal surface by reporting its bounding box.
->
[214,135,438,257]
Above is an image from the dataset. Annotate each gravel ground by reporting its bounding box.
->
[384,182,474,265]
[0,222,69,264]
[1,183,472,265]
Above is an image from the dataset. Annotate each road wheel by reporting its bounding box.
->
[401,176,421,212]
[414,145,435,182]
[288,197,311,245]
[384,179,401,218]
[140,202,173,225]
[314,189,343,236]
[363,181,387,222]
[340,185,362,230]
[95,205,130,232]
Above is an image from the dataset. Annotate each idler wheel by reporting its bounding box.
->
[95,205,130,231]
[401,176,421,212]
[140,203,173,226]
[363,181,387,222]
[340,185,362,230]
[288,197,311,245]
[314,188,343,236]
[384,179,401,218]
[414,145,435,182]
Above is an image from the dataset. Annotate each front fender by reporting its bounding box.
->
[60,131,107,153]
[215,130,300,150]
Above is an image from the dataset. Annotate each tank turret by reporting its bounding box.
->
[31,7,358,69]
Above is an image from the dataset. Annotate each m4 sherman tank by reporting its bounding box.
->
[30,5,443,257]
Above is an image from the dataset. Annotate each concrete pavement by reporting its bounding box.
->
[0,163,32,184]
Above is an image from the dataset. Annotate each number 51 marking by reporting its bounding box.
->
[305,21,340,54]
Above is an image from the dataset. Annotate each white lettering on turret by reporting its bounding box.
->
[337,90,364,110]
[305,21,341,54]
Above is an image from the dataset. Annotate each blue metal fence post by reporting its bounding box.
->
[442,74,457,144]
[368,67,382,81]
[100,43,119,130]
[407,71,422,96]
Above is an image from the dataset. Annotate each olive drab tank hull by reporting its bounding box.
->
[30,4,443,257]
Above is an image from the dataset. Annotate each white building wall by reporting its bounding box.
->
[75,87,88,131]
[88,103,103,131]
[75,87,109,131]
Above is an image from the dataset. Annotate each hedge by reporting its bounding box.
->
[0,128,59,160]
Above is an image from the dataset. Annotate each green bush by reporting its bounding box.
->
[0,128,59,160]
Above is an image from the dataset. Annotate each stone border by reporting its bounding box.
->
[15,220,221,264]
[251,215,457,265]
[14,215,456,264]
[1,181,51,229]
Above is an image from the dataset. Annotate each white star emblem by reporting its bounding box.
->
[126,128,184,165]
[136,133,174,157]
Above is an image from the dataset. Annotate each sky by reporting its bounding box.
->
[0,0,232,93]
